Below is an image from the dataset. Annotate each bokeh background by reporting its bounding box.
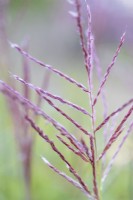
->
[0,0,133,200]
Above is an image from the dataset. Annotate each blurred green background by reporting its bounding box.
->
[0,0,133,200]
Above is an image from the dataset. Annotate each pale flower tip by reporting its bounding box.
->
[41,156,50,165]
[12,74,18,80]
[123,30,126,35]
[121,31,126,41]
[8,41,18,48]
[68,10,78,18]
[66,164,70,169]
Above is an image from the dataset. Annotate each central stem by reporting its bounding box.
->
[89,91,100,200]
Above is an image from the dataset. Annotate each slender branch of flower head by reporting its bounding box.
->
[80,137,92,162]
[13,75,92,137]
[13,75,91,116]
[41,156,94,199]
[86,1,93,80]
[0,80,91,156]
[35,91,91,137]
[9,42,89,93]
[39,88,91,116]
[26,116,92,196]
[99,105,133,160]
[95,98,133,133]
[108,113,119,140]
[42,156,86,197]
[74,0,87,64]
[57,135,91,163]
[102,121,133,183]
[93,32,126,107]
